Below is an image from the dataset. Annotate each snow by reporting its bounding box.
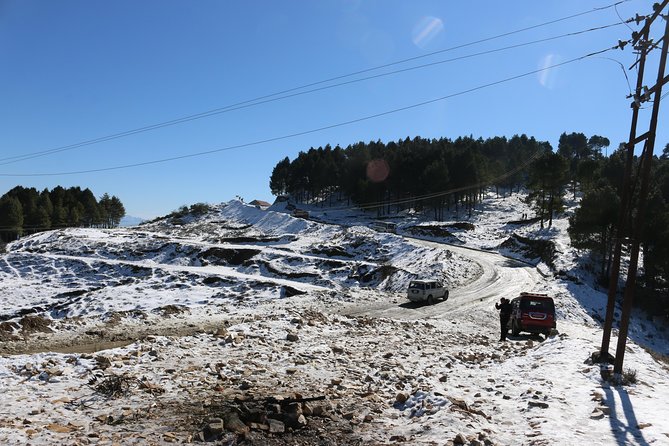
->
[0,195,668,445]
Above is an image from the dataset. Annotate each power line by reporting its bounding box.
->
[316,149,545,214]
[0,1,630,165]
[0,148,544,228]
[0,44,620,177]
[0,21,627,168]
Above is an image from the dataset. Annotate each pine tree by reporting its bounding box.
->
[0,196,24,241]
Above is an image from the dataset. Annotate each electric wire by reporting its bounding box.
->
[615,2,636,32]
[0,44,621,177]
[0,21,627,168]
[311,148,546,213]
[0,148,545,229]
[595,56,633,95]
[0,1,631,166]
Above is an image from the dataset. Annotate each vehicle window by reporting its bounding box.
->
[409,282,424,290]
[521,299,554,311]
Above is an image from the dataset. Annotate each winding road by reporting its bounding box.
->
[340,237,544,322]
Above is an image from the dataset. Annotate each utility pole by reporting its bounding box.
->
[600,1,669,376]
[599,23,649,362]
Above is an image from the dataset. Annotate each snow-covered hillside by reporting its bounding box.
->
[0,196,667,445]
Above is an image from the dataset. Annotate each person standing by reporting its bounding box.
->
[495,298,512,341]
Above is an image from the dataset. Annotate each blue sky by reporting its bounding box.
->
[0,0,666,219]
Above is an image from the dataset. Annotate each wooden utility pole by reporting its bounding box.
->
[599,26,649,362]
[600,0,669,362]
[603,2,669,376]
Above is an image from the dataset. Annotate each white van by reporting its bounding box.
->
[371,221,397,233]
[407,280,449,305]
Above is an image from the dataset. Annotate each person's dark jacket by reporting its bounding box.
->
[496,301,512,318]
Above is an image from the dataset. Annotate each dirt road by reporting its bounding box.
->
[338,238,544,323]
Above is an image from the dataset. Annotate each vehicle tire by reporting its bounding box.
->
[427,295,435,305]
[511,320,520,336]
[443,290,449,301]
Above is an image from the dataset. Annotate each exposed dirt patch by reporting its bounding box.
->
[500,233,556,268]
[202,275,234,286]
[310,245,354,258]
[0,321,19,341]
[505,216,543,226]
[19,315,53,333]
[406,225,455,238]
[282,286,308,297]
[105,310,148,326]
[263,261,320,279]
[449,222,476,231]
[198,247,260,266]
[154,305,190,317]
[218,236,288,244]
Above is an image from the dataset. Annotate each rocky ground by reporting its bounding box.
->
[2,199,668,445]
[0,296,550,446]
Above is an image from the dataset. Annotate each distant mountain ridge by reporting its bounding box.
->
[119,215,145,227]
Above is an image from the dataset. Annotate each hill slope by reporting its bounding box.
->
[0,197,667,445]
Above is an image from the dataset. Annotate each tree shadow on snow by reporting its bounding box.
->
[603,385,651,446]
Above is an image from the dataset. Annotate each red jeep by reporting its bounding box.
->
[509,293,556,337]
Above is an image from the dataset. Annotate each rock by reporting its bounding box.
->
[223,411,249,435]
[454,433,468,444]
[309,404,327,417]
[214,327,228,337]
[395,393,408,404]
[590,409,605,420]
[598,405,611,415]
[95,356,112,370]
[591,390,604,401]
[207,417,224,429]
[528,401,549,409]
[203,418,225,440]
[268,419,285,433]
[286,333,299,342]
[302,403,313,416]
[439,375,448,382]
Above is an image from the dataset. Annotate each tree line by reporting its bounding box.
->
[270,132,668,311]
[0,186,126,242]
[270,135,550,220]
[567,135,669,298]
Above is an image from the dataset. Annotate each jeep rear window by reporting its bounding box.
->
[409,282,425,290]
[520,299,554,312]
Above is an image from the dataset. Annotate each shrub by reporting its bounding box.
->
[189,202,211,216]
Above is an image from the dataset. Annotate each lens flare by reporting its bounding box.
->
[412,16,444,49]
[366,159,390,183]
